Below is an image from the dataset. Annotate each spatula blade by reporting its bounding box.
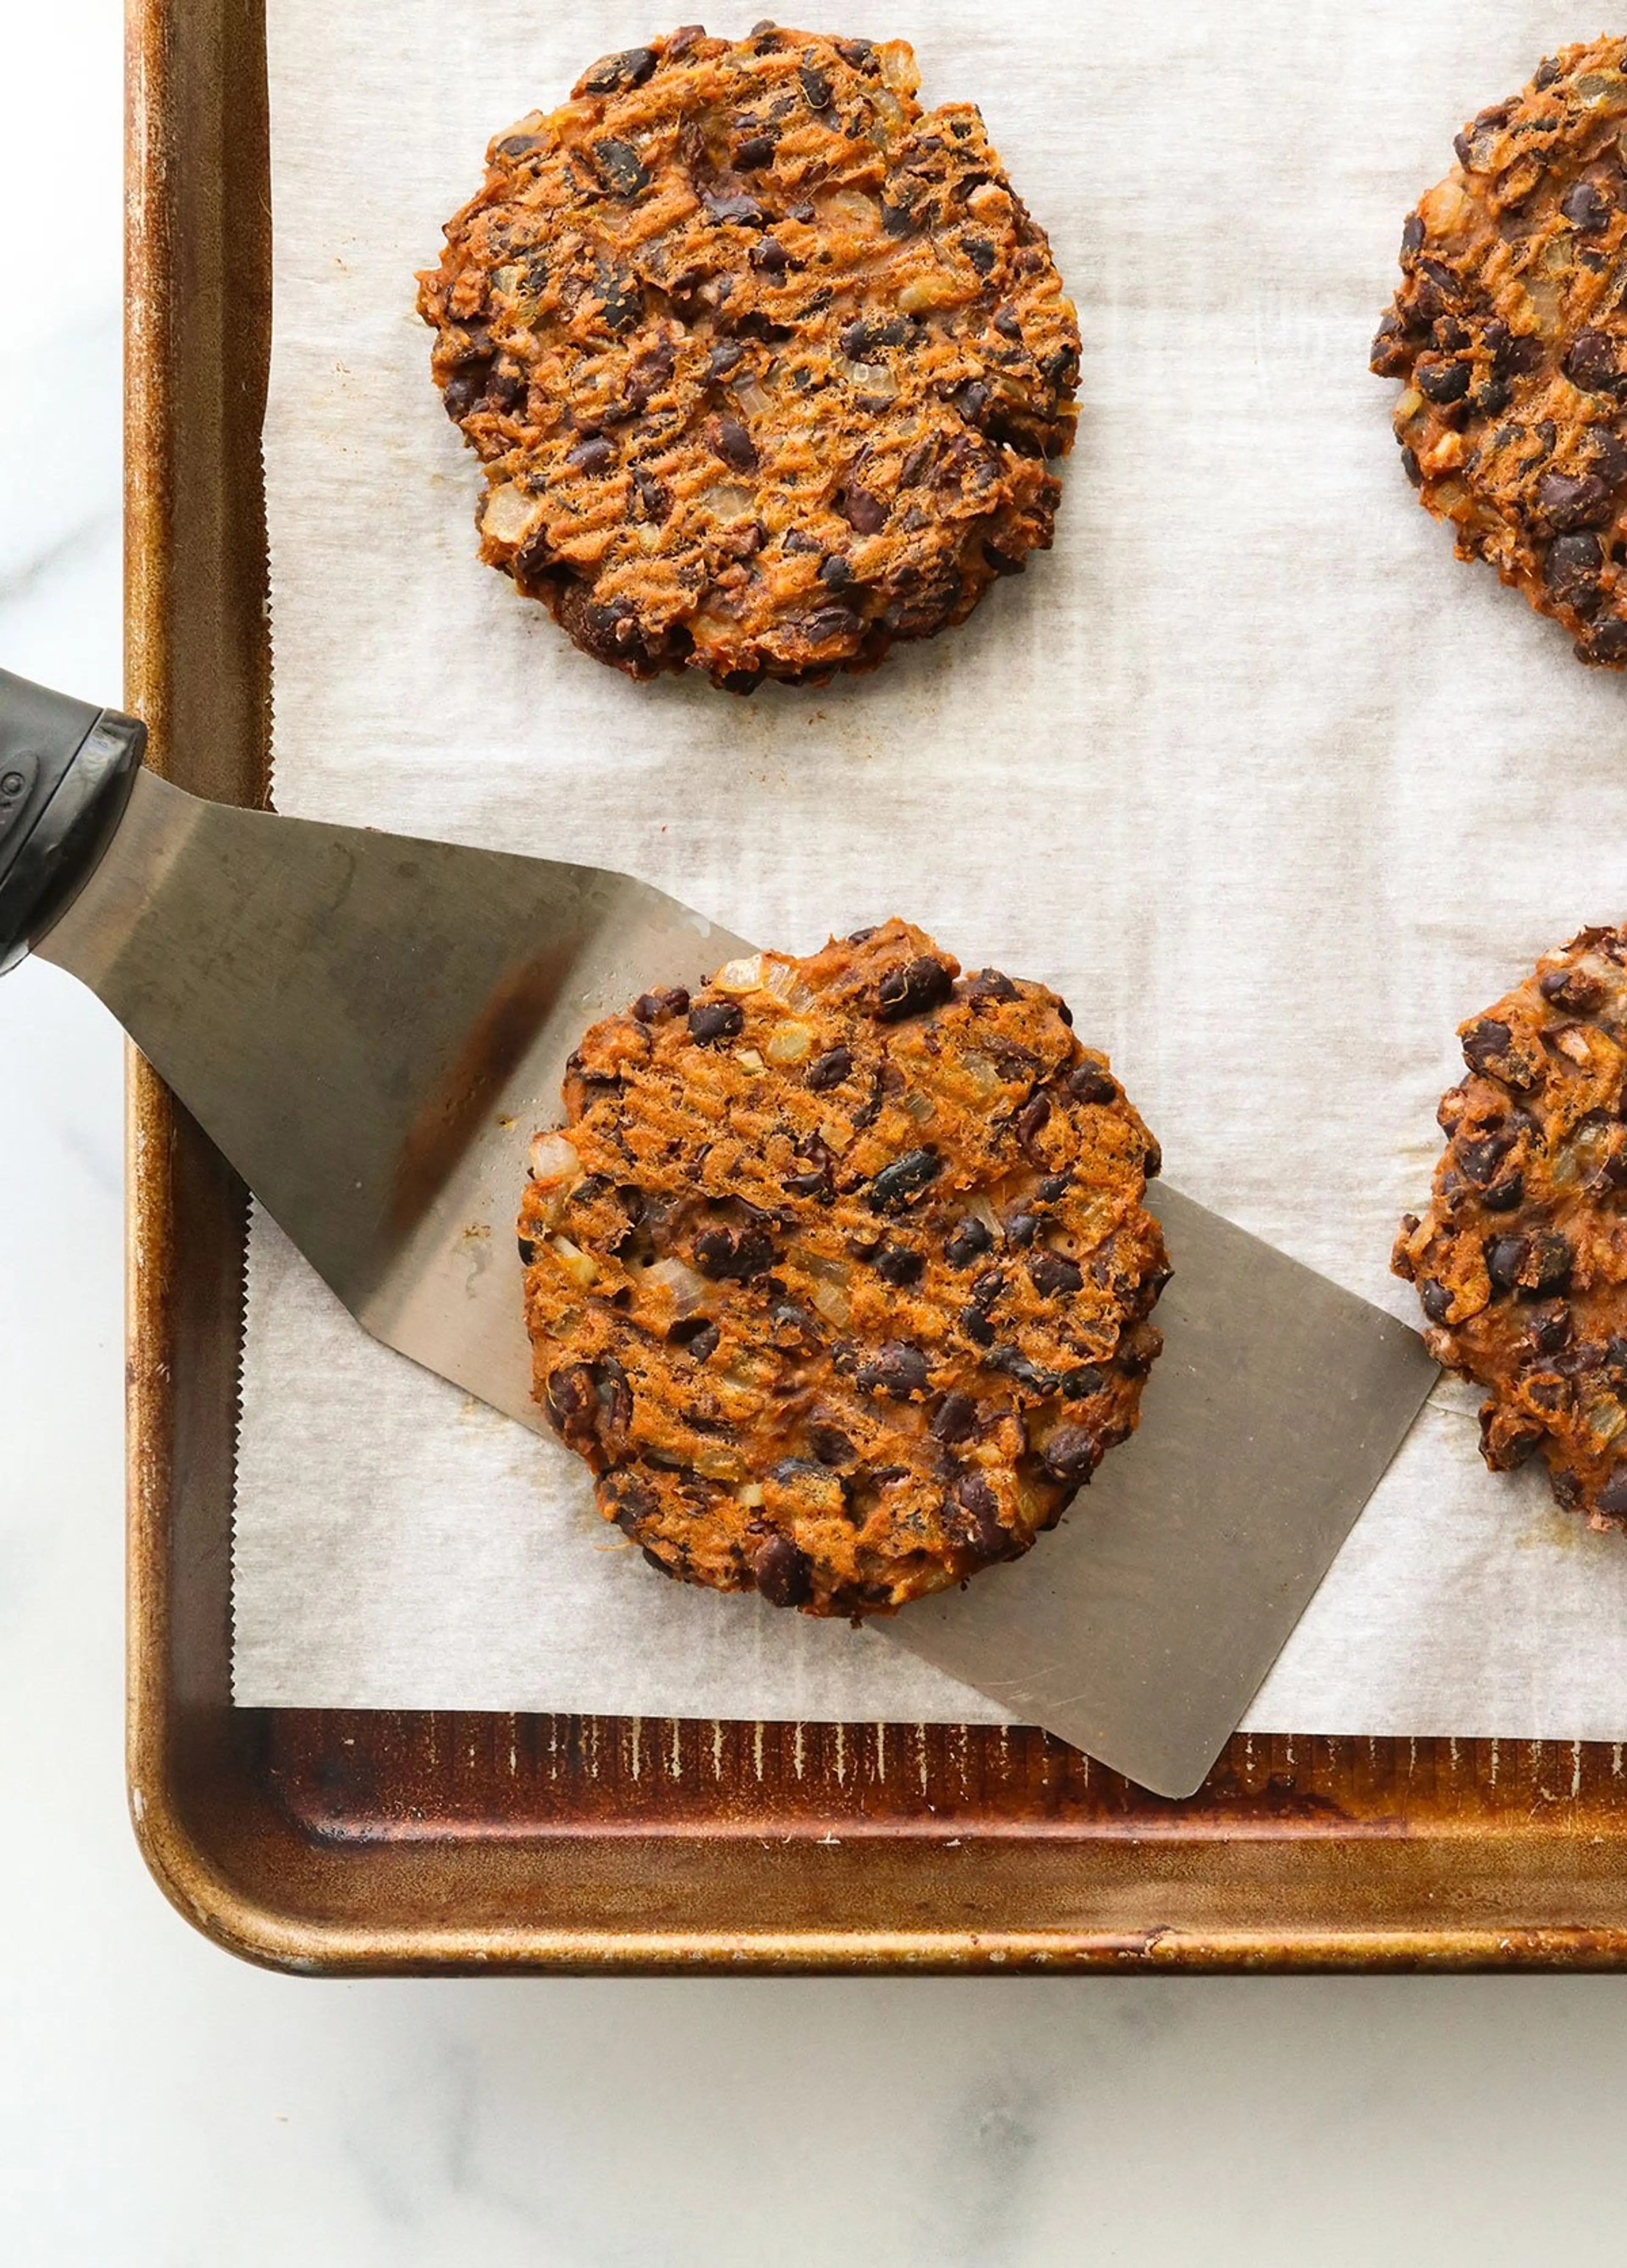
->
[882,1186,1438,1798]
[40,765,1437,1794]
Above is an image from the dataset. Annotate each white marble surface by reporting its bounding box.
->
[9,6,1627,2261]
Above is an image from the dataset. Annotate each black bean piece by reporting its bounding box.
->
[1036,1175,1072,1204]
[798,64,832,108]
[1599,1472,1627,1519]
[966,969,1018,1001]
[1563,182,1613,232]
[819,554,854,588]
[1142,1139,1163,1181]
[959,1307,995,1347]
[668,1317,719,1364]
[1005,1212,1041,1249]
[784,1134,836,1203]
[1462,1019,1516,1079]
[963,234,997,276]
[994,307,1024,341]
[1016,1091,1052,1160]
[801,605,863,644]
[847,925,878,943]
[714,417,758,470]
[1043,1425,1101,1486]
[1589,616,1627,663]
[1537,472,1613,531]
[497,133,545,160]
[873,1245,924,1286]
[1370,315,1414,379]
[841,486,887,535]
[1402,212,1426,256]
[545,1363,599,1456]
[1456,1130,1515,1186]
[969,1268,1005,1311]
[583,46,658,93]
[1485,1235,1530,1294]
[565,435,614,473]
[857,1340,930,1398]
[689,999,744,1044]
[1530,1302,1573,1356]
[1540,966,1606,1012]
[809,1425,855,1467]
[1420,1281,1453,1325]
[1531,1234,1574,1295]
[836,37,875,67]
[944,1471,1003,1556]
[839,316,910,358]
[632,468,672,524]
[1030,1250,1084,1298]
[944,1217,993,1268]
[593,138,651,197]
[1066,1063,1117,1105]
[1566,328,1621,393]
[632,985,689,1022]
[1416,358,1471,405]
[983,542,1027,577]
[702,189,766,226]
[442,363,492,420]
[1546,532,1606,610]
[694,1225,775,1281]
[751,236,789,274]
[868,1147,942,1212]
[986,1346,1058,1394]
[752,1532,812,1608]
[876,955,954,1021]
[806,1047,853,1092]
[931,1392,980,1445]
[1062,1365,1107,1400]
[735,133,777,169]
[517,1237,536,1266]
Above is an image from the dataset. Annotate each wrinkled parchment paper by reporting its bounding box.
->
[235,0,1627,1734]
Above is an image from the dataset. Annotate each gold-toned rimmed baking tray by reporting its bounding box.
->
[124,0,1627,1972]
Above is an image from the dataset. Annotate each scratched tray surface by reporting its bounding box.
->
[120,0,1627,1969]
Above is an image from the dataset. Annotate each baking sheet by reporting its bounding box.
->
[234,0,1627,1734]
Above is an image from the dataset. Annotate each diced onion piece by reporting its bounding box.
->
[958,1052,1002,1102]
[761,958,816,1010]
[820,1117,853,1154]
[482,482,541,547]
[808,1278,852,1327]
[550,1235,600,1288]
[766,1020,816,1065]
[736,1048,766,1073]
[694,1443,747,1483]
[838,356,898,400]
[736,1483,766,1508]
[968,1193,1003,1241]
[792,1245,853,1286]
[703,483,755,521]
[902,1089,936,1124]
[1587,1400,1627,1445]
[733,374,772,416]
[879,39,919,93]
[714,954,766,994]
[635,1255,707,1314]
[529,1131,581,1187]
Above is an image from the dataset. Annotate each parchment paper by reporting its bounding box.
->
[235,0,1627,1735]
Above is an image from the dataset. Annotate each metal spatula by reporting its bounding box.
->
[0,671,1438,1797]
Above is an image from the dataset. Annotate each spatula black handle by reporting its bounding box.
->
[0,671,147,975]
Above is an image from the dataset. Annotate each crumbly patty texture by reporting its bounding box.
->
[418,24,1080,690]
[520,920,1167,1617]
[1394,926,1627,1529]
[1371,37,1627,668]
